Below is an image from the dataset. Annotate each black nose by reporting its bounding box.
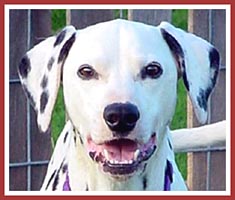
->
[103,103,140,134]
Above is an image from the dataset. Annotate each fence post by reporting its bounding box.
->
[9,9,52,191]
[187,9,226,191]
[128,9,172,25]
[67,9,114,29]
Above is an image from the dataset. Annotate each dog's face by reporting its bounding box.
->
[18,19,219,179]
[63,20,178,177]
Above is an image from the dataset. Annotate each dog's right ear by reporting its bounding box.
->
[159,22,220,125]
[18,26,76,133]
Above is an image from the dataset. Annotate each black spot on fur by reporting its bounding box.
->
[209,47,220,70]
[63,132,69,143]
[168,138,173,150]
[47,57,55,71]
[143,176,147,190]
[18,55,31,78]
[40,90,49,113]
[54,29,66,47]
[52,173,59,191]
[45,170,56,190]
[79,136,83,145]
[73,134,77,145]
[51,160,67,190]
[40,75,48,89]
[22,84,36,108]
[197,87,212,111]
[161,28,189,91]
[86,185,89,191]
[58,33,76,64]
[62,164,68,174]
[74,129,83,145]
[161,29,184,60]
[182,61,189,91]
[197,48,220,112]
[72,128,76,145]
[209,47,220,86]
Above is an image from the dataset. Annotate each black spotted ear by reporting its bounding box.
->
[18,26,76,132]
[159,22,220,124]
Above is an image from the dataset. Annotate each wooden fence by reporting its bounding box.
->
[9,9,226,191]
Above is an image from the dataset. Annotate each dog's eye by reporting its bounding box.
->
[77,64,98,80]
[142,62,163,79]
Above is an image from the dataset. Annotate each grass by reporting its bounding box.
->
[51,10,66,33]
[50,9,188,179]
[171,9,188,180]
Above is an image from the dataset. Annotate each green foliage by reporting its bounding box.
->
[172,10,188,30]
[171,10,188,180]
[51,87,65,147]
[114,10,128,19]
[51,10,66,33]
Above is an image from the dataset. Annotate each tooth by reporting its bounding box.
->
[114,160,119,164]
[119,160,125,164]
[134,149,140,160]
[110,160,114,164]
[128,160,133,164]
[103,149,109,160]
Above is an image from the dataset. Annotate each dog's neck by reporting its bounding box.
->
[67,127,174,191]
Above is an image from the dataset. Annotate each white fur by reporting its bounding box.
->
[172,120,226,152]
[18,19,222,191]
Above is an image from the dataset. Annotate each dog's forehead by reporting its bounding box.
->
[79,19,157,38]
[71,19,168,65]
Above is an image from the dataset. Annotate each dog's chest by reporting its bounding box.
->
[43,123,176,191]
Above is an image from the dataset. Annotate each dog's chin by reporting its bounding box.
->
[86,133,156,179]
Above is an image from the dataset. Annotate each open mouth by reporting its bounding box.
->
[87,133,156,176]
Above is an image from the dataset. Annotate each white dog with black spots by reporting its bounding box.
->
[18,19,224,191]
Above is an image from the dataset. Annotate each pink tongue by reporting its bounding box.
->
[104,140,138,162]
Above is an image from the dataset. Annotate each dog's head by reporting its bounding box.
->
[18,19,219,179]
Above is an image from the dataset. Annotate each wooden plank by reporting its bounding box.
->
[208,9,226,191]
[31,165,49,191]
[128,9,172,25]
[187,9,226,191]
[9,10,28,79]
[9,84,27,163]
[9,9,52,191]
[69,9,114,29]
[9,10,28,191]
[209,151,226,190]
[10,167,27,191]
[187,152,208,190]
[31,10,52,46]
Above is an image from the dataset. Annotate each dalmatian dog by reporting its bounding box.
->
[18,19,220,191]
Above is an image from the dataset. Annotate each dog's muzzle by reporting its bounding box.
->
[85,103,156,176]
[87,133,156,176]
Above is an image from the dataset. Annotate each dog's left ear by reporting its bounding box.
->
[159,22,220,124]
[18,26,76,132]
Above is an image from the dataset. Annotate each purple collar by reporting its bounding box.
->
[63,171,71,191]
[63,160,173,191]
[164,160,173,191]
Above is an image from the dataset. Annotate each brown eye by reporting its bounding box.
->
[77,64,98,80]
[142,62,162,79]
